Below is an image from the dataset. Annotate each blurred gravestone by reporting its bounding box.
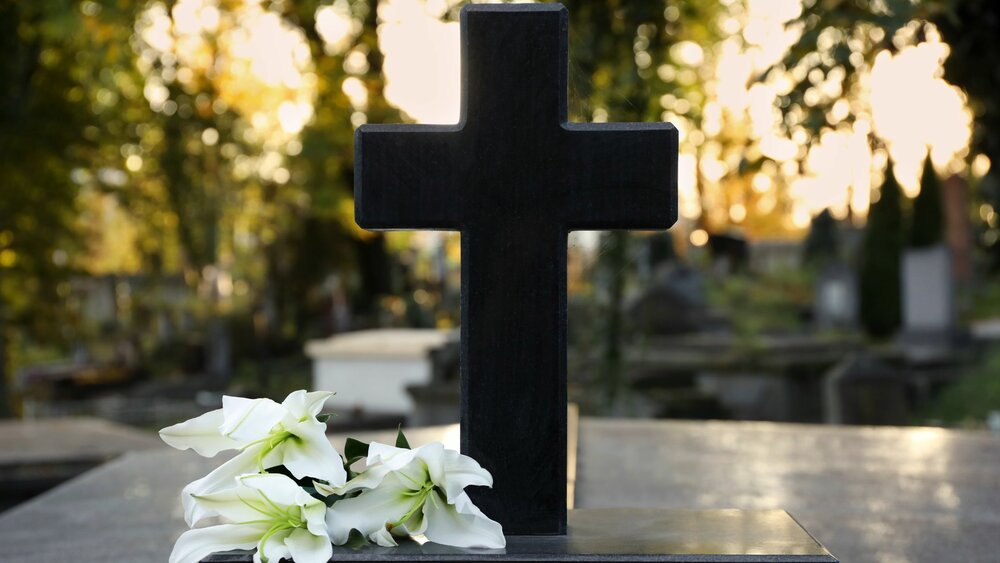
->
[803,209,840,266]
[627,264,710,336]
[637,231,677,283]
[814,263,858,330]
[306,329,450,417]
[899,245,958,361]
[708,232,748,274]
[824,353,908,425]
[406,333,461,427]
[901,157,958,360]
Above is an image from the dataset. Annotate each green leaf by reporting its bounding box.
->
[395,426,411,449]
[321,491,344,507]
[316,413,334,423]
[345,437,369,461]
[302,485,323,502]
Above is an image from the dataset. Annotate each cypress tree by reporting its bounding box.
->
[909,156,945,248]
[859,163,904,338]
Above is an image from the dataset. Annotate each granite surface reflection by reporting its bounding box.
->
[0,420,997,562]
[205,508,833,561]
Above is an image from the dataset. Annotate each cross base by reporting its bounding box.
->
[202,508,837,562]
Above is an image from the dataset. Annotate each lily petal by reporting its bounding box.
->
[367,441,420,471]
[435,447,493,502]
[255,528,292,563]
[302,501,328,537]
[326,472,415,545]
[285,528,333,563]
[160,408,241,457]
[282,390,335,419]
[182,445,262,526]
[422,490,505,549]
[396,501,427,536]
[169,524,263,563]
[369,525,399,547]
[219,396,285,442]
[334,463,394,495]
[189,485,267,524]
[312,480,342,497]
[278,420,347,486]
[240,472,315,507]
[333,442,421,495]
[412,442,444,485]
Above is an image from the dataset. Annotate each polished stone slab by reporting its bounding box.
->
[2,419,998,562]
[0,417,161,510]
[0,417,160,466]
[204,508,834,562]
[575,419,1000,563]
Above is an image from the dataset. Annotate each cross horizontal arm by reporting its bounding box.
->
[560,122,678,231]
[354,124,466,230]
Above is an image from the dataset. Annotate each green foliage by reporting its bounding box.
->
[964,281,1000,321]
[774,0,921,137]
[777,0,1000,259]
[344,437,370,465]
[924,348,1000,427]
[803,209,840,266]
[936,0,1000,183]
[859,165,904,338]
[0,0,409,402]
[0,1,151,413]
[395,426,411,450]
[0,2,104,336]
[910,156,944,248]
[706,269,812,342]
[342,436,370,481]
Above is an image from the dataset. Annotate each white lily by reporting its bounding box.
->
[169,473,332,563]
[325,441,505,549]
[160,390,347,525]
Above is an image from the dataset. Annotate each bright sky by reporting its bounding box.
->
[141,0,980,235]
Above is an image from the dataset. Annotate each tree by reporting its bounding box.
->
[935,0,1000,187]
[0,0,405,404]
[859,163,904,338]
[777,0,1000,259]
[910,156,944,248]
[0,0,146,415]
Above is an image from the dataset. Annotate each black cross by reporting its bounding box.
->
[354,4,677,535]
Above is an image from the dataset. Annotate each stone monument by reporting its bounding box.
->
[899,244,959,361]
[355,4,675,535]
[220,4,838,561]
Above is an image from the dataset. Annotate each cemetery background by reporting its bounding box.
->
[1,0,1000,561]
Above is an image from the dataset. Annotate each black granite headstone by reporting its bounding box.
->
[354,4,677,535]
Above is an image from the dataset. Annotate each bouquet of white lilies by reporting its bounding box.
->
[160,390,505,563]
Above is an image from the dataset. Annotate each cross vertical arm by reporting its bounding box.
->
[559,122,678,230]
[354,124,466,230]
[460,223,568,536]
